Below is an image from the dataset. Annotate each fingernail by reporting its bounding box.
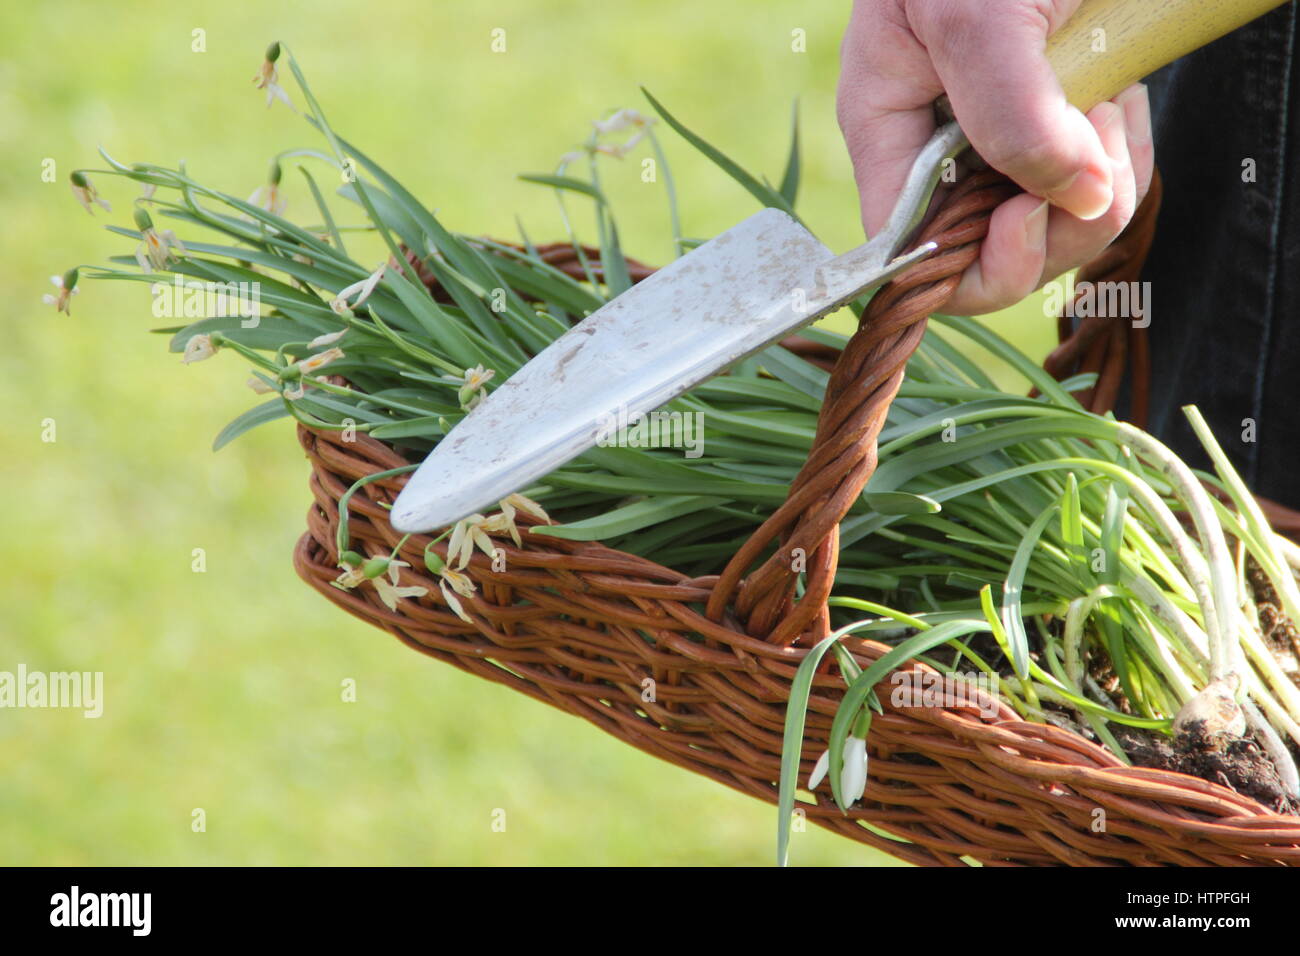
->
[1116,83,1151,147]
[1094,101,1131,188]
[1096,100,1124,132]
[1047,165,1112,221]
[1024,199,1049,252]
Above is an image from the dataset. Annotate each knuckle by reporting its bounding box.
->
[909,0,1050,44]
[986,133,1079,187]
[906,0,979,37]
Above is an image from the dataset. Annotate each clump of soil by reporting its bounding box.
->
[1247,558,1300,689]
[1118,725,1299,815]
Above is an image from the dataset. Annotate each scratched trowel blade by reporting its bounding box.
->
[389,206,913,533]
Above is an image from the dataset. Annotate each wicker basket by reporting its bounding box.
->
[292,169,1300,865]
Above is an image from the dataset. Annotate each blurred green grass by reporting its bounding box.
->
[1,0,1052,865]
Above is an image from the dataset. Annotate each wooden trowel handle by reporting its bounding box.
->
[1047,0,1288,110]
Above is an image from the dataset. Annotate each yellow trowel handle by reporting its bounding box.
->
[1047,0,1289,109]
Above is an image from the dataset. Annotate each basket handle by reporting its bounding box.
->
[711,173,1169,644]
[706,170,1017,643]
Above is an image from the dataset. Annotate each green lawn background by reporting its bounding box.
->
[0,0,1053,865]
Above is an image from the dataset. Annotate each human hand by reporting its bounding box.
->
[837,0,1154,315]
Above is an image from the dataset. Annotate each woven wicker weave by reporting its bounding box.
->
[292,169,1300,865]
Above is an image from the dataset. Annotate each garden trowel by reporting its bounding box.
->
[391,0,1286,534]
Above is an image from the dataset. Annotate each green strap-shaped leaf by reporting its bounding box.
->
[641,88,796,216]
[827,619,989,811]
[1001,502,1060,678]
[530,494,727,540]
[212,399,290,451]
